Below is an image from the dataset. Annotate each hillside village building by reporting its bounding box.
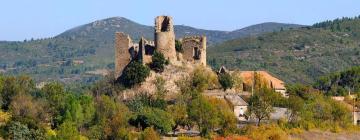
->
[114,16,207,79]
[225,95,248,121]
[218,66,287,96]
[240,71,287,96]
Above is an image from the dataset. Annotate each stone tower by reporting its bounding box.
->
[154,16,176,62]
[114,32,132,79]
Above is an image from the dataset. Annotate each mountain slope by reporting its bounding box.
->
[57,17,304,45]
[0,17,305,84]
[208,17,360,84]
[230,22,305,38]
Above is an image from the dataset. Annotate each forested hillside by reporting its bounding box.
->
[0,17,301,84]
[208,16,360,84]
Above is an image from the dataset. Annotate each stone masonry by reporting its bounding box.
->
[181,36,207,66]
[114,32,132,79]
[114,16,207,80]
[154,16,176,62]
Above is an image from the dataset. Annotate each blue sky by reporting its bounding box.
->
[1,0,360,41]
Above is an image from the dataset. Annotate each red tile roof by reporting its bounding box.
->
[239,71,286,90]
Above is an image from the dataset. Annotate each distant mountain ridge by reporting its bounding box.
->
[56,17,305,45]
[230,22,305,37]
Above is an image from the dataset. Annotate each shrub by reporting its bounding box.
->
[245,124,287,140]
[188,96,219,137]
[247,88,274,126]
[218,73,234,91]
[175,40,183,53]
[119,61,150,87]
[178,136,202,140]
[151,51,168,72]
[55,121,81,140]
[142,127,160,140]
[191,66,219,92]
[130,107,174,134]
[6,121,32,139]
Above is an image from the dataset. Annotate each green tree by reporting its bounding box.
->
[130,107,174,134]
[191,66,219,92]
[286,95,304,123]
[60,95,95,128]
[41,82,67,110]
[55,121,81,140]
[188,96,219,137]
[1,76,35,110]
[6,121,31,140]
[78,95,96,125]
[247,90,274,126]
[218,73,234,91]
[209,98,237,136]
[127,93,166,111]
[9,94,48,123]
[167,101,191,134]
[119,61,150,87]
[95,95,121,123]
[150,51,168,72]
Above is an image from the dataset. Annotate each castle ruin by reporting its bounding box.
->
[154,16,177,62]
[181,36,207,66]
[114,16,207,79]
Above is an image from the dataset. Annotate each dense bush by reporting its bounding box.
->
[0,66,358,139]
[314,66,360,96]
[175,40,183,53]
[130,107,174,134]
[191,66,219,92]
[245,124,288,140]
[218,73,234,91]
[142,127,160,140]
[286,84,353,130]
[150,51,168,72]
[119,61,150,87]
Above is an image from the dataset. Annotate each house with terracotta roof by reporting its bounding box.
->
[239,71,287,96]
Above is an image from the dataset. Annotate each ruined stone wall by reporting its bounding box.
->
[155,16,176,62]
[138,37,155,64]
[200,36,207,65]
[181,36,207,66]
[114,32,132,79]
[138,37,146,64]
[114,16,208,80]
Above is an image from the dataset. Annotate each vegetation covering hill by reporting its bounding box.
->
[0,17,302,84]
[0,64,357,139]
[58,17,304,45]
[314,66,360,96]
[208,16,360,84]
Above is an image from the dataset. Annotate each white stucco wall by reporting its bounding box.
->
[234,105,248,121]
[354,112,360,125]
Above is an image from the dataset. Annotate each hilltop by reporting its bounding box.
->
[208,16,360,84]
[57,17,304,45]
